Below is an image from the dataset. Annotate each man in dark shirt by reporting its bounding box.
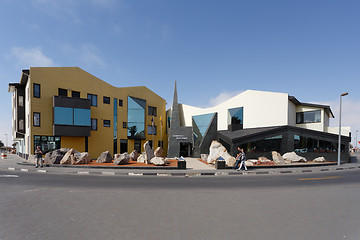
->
[35,146,43,168]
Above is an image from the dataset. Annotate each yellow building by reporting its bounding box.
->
[9,67,167,159]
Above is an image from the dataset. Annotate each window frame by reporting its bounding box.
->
[148,106,157,116]
[33,83,40,98]
[87,93,98,107]
[58,88,68,97]
[33,112,41,127]
[72,90,80,98]
[103,96,110,104]
[91,118,97,131]
[103,119,111,127]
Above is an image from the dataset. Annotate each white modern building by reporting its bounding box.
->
[168,87,351,162]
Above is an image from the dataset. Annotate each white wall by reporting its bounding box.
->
[181,90,290,130]
[288,101,296,126]
[25,78,31,155]
[295,106,324,132]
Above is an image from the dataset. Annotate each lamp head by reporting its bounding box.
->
[341,92,349,97]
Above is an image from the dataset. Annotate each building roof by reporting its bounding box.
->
[289,96,334,118]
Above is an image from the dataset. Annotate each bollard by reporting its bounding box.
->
[215,160,225,169]
[177,160,186,169]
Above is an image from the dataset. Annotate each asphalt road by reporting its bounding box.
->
[1,169,360,240]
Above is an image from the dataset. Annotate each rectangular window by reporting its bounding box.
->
[103,96,110,104]
[119,99,123,106]
[127,96,146,139]
[87,94,98,107]
[148,125,157,135]
[120,139,128,153]
[74,108,91,126]
[58,88,68,97]
[19,119,24,131]
[54,107,73,125]
[103,120,111,127]
[33,112,40,127]
[33,135,61,155]
[134,140,141,153]
[148,106,157,116]
[91,118,97,131]
[123,122,127,129]
[19,96,24,107]
[33,83,40,98]
[158,141,163,148]
[72,91,80,98]
[296,110,321,124]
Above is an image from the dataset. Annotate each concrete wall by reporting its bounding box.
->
[182,90,290,131]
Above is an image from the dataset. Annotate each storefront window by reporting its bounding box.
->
[34,135,61,154]
[240,135,282,153]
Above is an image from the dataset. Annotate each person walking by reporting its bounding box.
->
[35,146,43,168]
[236,148,247,171]
[233,147,242,170]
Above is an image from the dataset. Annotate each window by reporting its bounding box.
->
[33,135,61,155]
[148,106,157,116]
[148,125,157,135]
[123,122,127,129]
[158,141,164,148]
[19,96,24,107]
[239,135,282,153]
[120,139,128,153]
[87,94,97,107]
[19,119,24,131]
[192,113,215,147]
[134,140,141,153]
[33,112,40,127]
[119,99,123,107]
[296,110,321,124]
[127,96,146,139]
[91,119,97,130]
[58,88,68,97]
[103,120,111,127]
[33,83,40,98]
[54,107,91,126]
[228,107,243,131]
[103,96,110,104]
[72,91,80,98]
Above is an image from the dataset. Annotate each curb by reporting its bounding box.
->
[3,165,360,177]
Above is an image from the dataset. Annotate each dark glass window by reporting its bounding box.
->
[53,107,90,126]
[158,141,164,148]
[134,140,141,153]
[103,120,111,127]
[33,112,40,127]
[120,139,128,153]
[127,96,146,139]
[103,96,110,104]
[296,110,321,124]
[33,135,61,155]
[240,135,282,153]
[33,83,40,98]
[119,99,123,107]
[148,125,157,135]
[91,118,97,131]
[72,91,80,98]
[87,94,97,107]
[58,88,68,97]
[228,107,243,131]
[123,122,127,129]
[148,106,157,116]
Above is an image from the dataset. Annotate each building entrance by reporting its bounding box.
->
[179,142,192,157]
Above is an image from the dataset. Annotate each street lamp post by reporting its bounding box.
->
[356,130,359,152]
[338,92,348,166]
[5,134,7,152]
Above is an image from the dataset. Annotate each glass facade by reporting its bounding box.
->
[34,135,61,154]
[192,113,215,147]
[296,110,321,124]
[114,98,118,154]
[127,96,146,139]
[54,107,91,126]
[294,134,344,153]
[240,135,282,153]
[228,107,243,130]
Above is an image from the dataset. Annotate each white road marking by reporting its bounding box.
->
[0,175,19,178]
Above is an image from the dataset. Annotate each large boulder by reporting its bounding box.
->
[129,150,138,161]
[137,153,147,164]
[313,157,326,162]
[74,152,91,164]
[244,160,254,166]
[114,153,130,165]
[201,154,208,162]
[150,157,167,166]
[144,141,154,164]
[44,148,70,164]
[154,147,164,157]
[272,151,289,164]
[96,151,112,163]
[207,141,236,167]
[60,149,76,165]
[282,152,307,162]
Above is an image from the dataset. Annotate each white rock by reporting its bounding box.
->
[244,160,254,166]
[282,152,307,162]
[272,151,289,164]
[313,157,326,162]
[60,149,75,165]
[114,153,130,165]
[137,153,147,164]
[150,157,167,166]
[207,141,236,167]
[144,141,154,164]
[154,147,164,157]
[27,154,36,164]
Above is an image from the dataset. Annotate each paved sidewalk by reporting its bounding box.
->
[1,153,359,177]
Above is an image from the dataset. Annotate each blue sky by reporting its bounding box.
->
[1,0,359,147]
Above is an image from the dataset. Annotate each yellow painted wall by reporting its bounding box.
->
[28,67,168,158]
